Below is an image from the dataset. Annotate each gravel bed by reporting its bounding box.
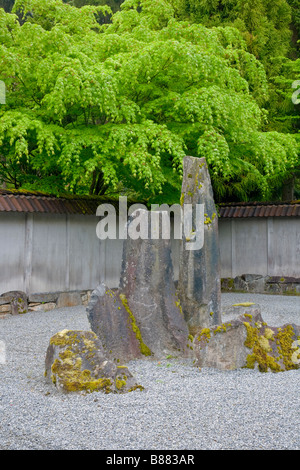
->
[0,292,299,450]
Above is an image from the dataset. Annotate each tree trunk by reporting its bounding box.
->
[282,175,295,202]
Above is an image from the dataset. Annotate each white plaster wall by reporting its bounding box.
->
[218,217,300,278]
[0,212,299,295]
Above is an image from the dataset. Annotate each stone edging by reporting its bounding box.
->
[0,290,92,318]
[221,275,300,296]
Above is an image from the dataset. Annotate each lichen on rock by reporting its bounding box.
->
[119,293,152,357]
[193,306,300,372]
[45,330,144,394]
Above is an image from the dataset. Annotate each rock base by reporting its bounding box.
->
[221,275,300,296]
[0,290,92,318]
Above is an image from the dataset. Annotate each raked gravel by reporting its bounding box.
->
[0,292,299,450]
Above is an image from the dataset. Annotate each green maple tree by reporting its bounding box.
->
[0,0,298,203]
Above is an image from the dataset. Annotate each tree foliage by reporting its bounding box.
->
[171,0,293,68]
[169,0,300,199]
[0,0,298,202]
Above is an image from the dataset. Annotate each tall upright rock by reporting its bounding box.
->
[119,209,191,359]
[87,209,191,361]
[177,156,222,334]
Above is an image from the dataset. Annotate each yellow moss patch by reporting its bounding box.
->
[197,328,211,343]
[276,325,299,371]
[175,297,183,316]
[116,377,127,390]
[51,354,112,393]
[119,294,152,357]
[243,321,281,372]
[49,331,115,393]
[204,216,212,225]
[233,303,255,307]
[214,324,227,335]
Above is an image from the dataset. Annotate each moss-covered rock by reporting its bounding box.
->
[45,330,144,394]
[193,307,300,372]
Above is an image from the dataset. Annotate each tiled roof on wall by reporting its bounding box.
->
[0,189,101,215]
[218,201,300,218]
[0,189,138,215]
[0,189,299,217]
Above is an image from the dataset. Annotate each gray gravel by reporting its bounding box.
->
[0,292,299,450]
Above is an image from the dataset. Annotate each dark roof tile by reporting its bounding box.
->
[0,190,299,217]
[219,201,300,218]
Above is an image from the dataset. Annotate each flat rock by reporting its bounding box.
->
[45,330,143,394]
[0,304,11,313]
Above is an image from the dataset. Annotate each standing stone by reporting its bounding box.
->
[177,156,221,334]
[119,209,191,359]
[87,209,192,361]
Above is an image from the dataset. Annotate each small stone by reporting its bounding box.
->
[0,304,11,313]
[29,302,57,312]
[28,292,59,303]
[56,292,82,308]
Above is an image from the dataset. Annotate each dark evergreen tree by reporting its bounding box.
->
[0,0,15,12]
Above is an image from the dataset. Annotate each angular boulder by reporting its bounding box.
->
[193,306,300,372]
[87,283,147,363]
[87,208,193,361]
[118,209,191,359]
[177,156,222,334]
[45,329,143,394]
